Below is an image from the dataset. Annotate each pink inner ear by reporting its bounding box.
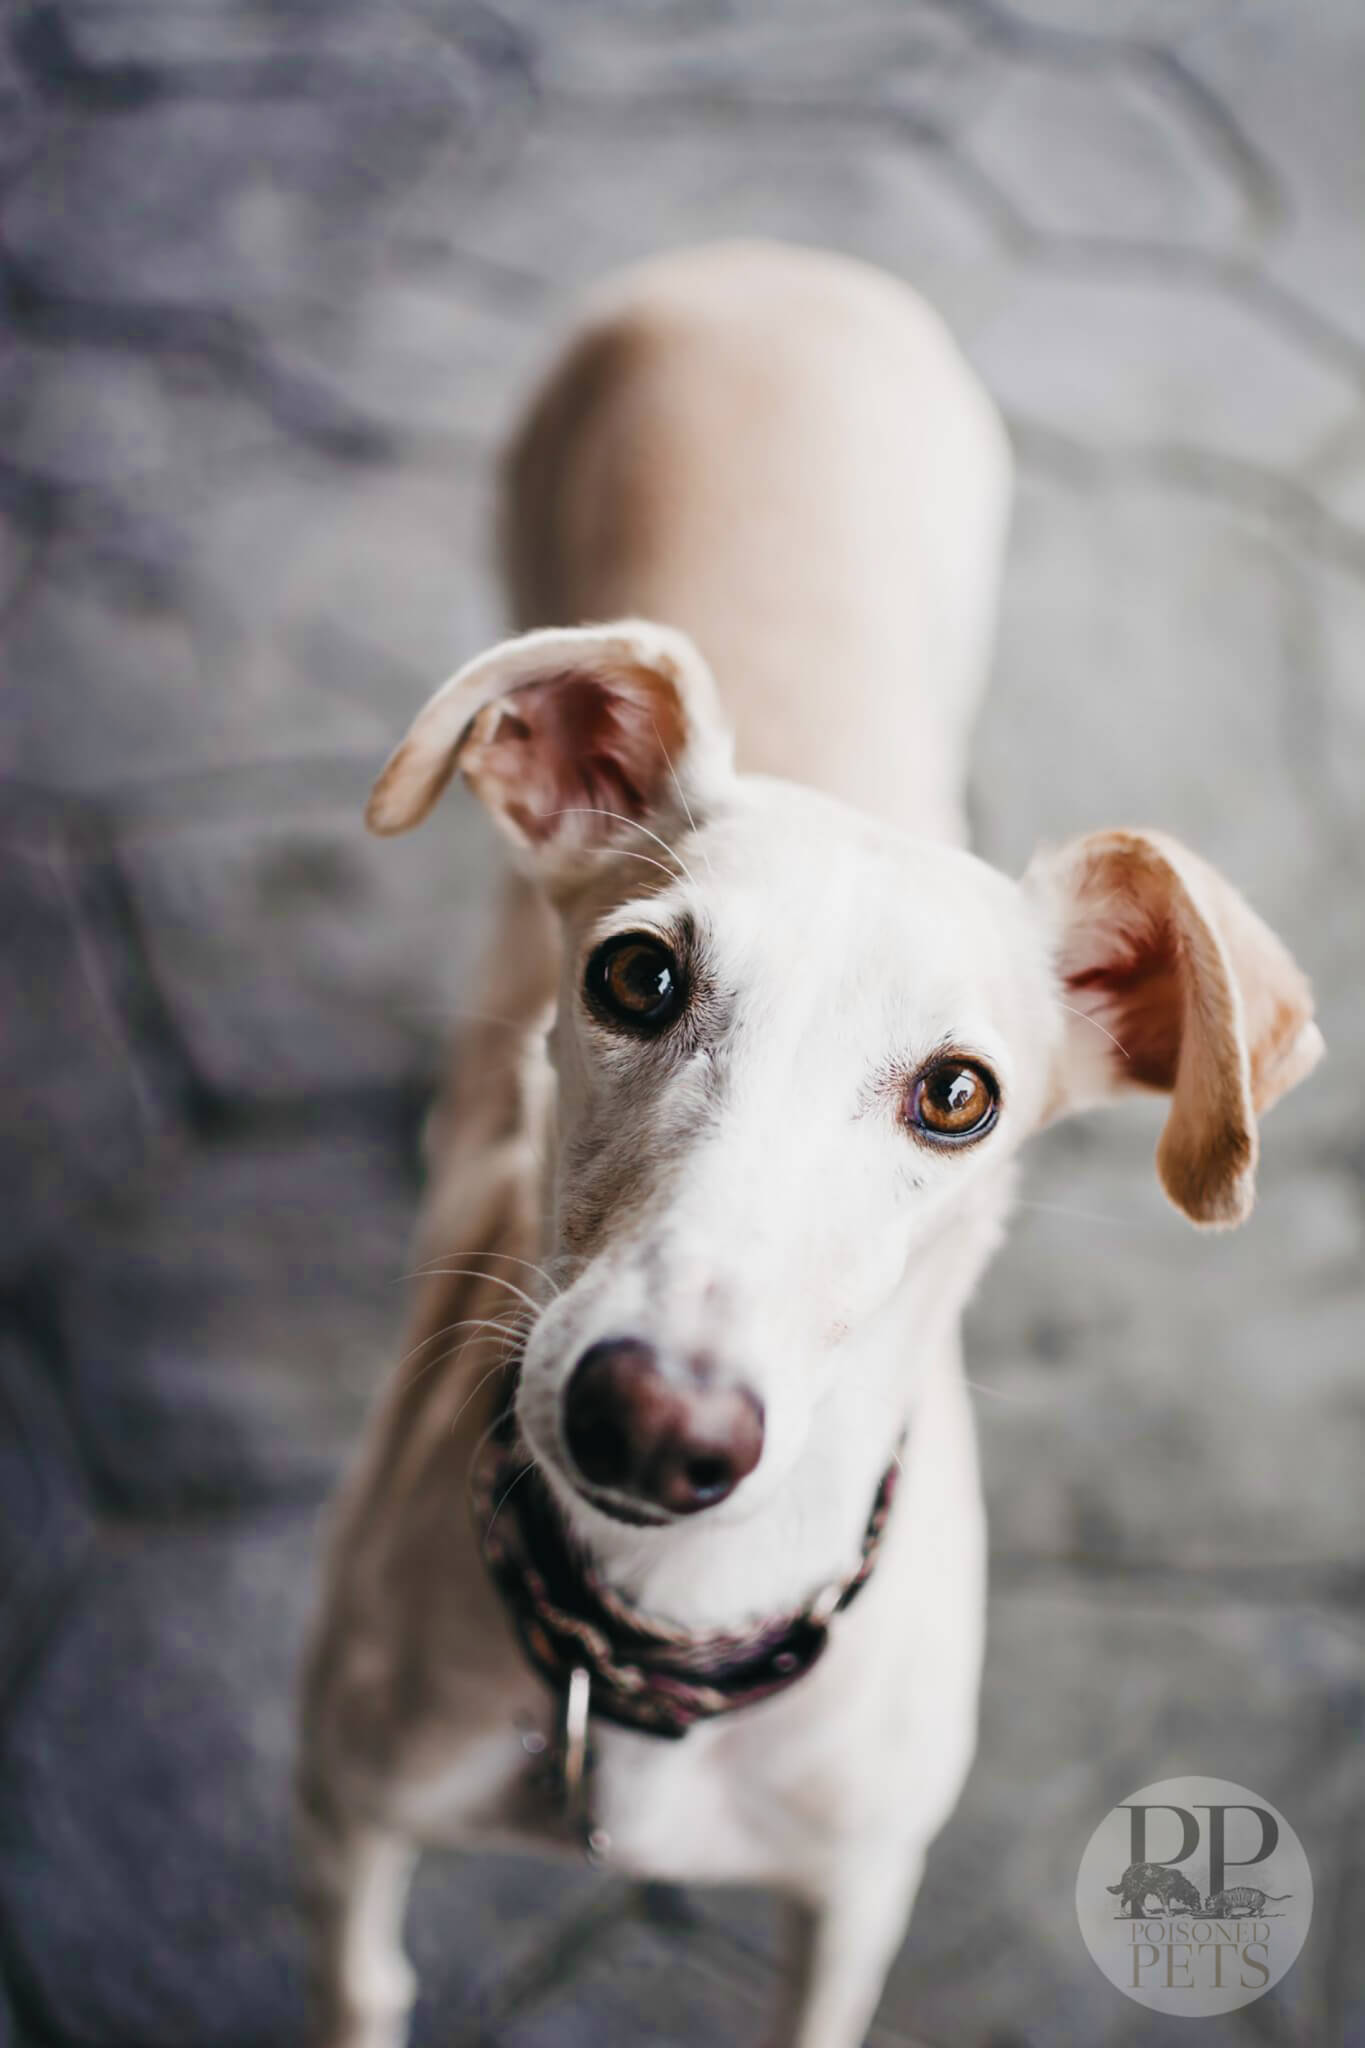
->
[475,667,684,848]
[1062,875,1185,1091]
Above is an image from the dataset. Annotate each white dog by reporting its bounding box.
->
[299,241,1322,2048]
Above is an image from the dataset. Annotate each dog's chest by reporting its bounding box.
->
[463,1635,906,1894]
[429,1666,841,1891]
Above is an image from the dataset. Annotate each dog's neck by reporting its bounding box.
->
[537,1171,1011,1636]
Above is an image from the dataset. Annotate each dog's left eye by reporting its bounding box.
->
[586,933,685,1031]
[906,1058,999,1144]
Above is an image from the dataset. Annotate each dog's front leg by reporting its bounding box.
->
[325,1831,417,2048]
[781,1845,925,2048]
[296,1765,418,2048]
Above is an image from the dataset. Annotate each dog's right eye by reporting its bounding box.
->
[905,1056,999,1144]
[586,933,685,1032]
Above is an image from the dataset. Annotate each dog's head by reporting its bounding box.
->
[370,623,1322,1540]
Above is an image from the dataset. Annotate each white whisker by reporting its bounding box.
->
[396,1310,530,1376]
[650,718,711,877]
[394,1321,528,1403]
[543,807,699,891]
[1059,999,1130,1061]
[963,1377,1043,1405]
[447,1357,519,1437]
[485,1461,536,1541]
[396,1266,543,1314]
[466,1401,518,1490]
[407,1250,562,1298]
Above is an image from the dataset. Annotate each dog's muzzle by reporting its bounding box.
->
[470,1376,905,1741]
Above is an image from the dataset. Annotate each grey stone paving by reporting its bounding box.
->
[2,2,1362,2044]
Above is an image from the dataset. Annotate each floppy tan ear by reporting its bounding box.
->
[1024,829,1323,1229]
[366,620,733,883]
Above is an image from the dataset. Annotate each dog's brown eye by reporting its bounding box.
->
[587,934,685,1031]
[907,1059,998,1144]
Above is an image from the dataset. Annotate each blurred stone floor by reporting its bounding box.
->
[1,2,1362,2043]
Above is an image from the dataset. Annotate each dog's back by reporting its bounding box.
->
[502,241,1011,844]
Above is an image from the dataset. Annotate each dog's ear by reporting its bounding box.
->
[1024,829,1323,1229]
[366,620,733,883]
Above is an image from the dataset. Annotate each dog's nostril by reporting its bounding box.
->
[684,1455,730,1500]
[564,1335,654,1482]
[562,1338,660,1492]
[575,1410,632,1486]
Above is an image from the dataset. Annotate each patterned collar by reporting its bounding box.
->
[470,1391,903,1742]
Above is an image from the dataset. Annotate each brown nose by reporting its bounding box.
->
[562,1339,764,1516]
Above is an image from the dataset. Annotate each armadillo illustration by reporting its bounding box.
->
[1204,1886,1292,1916]
[1106,1862,1203,1915]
